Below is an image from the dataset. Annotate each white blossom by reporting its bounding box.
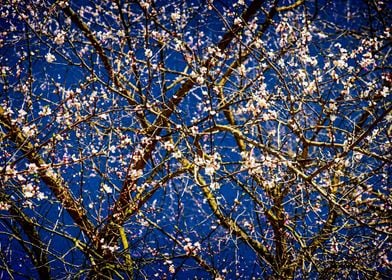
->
[168,264,175,273]
[27,163,38,174]
[164,141,174,151]
[183,240,201,255]
[0,201,11,211]
[196,76,205,84]
[23,183,35,198]
[170,12,181,21]
[205,165,215,176]
[210,181,220,190]
[54,31,66,45]
[234,17,242,26]
[101,184,113,194]
[139,1,150,10]
[39,106,52,116]
[145,48,153,58]
[45,52,56,63]
[173,150,182,159]
[101,243,119,253]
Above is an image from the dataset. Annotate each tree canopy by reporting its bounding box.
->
[0,0,391,279]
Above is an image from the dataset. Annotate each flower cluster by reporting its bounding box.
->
[183,238,201,255]
[0,201,11,211]
[22,183,46,200]
[45,52,56,63]
[195,152,221,176]
[241,150,260,175]
[101,241,119,253]
[164,259,175,274]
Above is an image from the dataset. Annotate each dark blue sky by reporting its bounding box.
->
[0,0,391,279]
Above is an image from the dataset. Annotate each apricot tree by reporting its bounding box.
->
[0,0,391,279]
